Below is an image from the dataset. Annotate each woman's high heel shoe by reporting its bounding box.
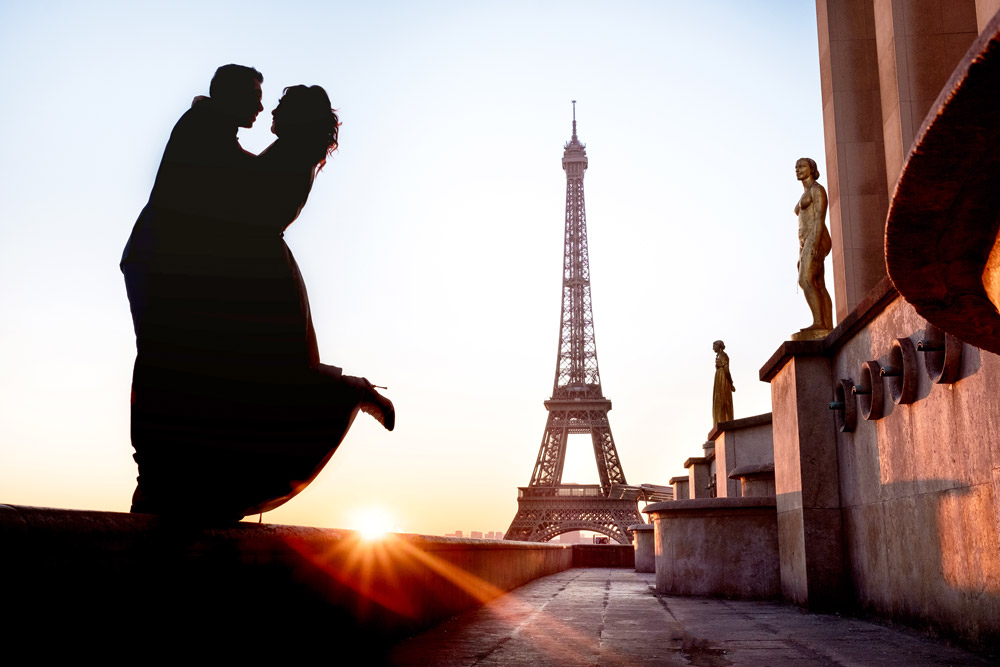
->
[360,388,395,431]
[343,375,395,431]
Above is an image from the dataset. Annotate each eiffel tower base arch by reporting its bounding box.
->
[504,488,644,545]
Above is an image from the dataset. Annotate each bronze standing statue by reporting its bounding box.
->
[793,157,834,339]
[712,340,735,425]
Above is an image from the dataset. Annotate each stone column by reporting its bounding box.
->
[816,0,890,321]
[760,341,844,610]
[978,0,1000,32]
[872,0,978,196]
[815,0,979,322]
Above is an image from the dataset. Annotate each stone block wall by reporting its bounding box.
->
[828,292,1000,647]
[761,280,1000,647]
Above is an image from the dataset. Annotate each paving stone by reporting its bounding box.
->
[388,569,994,666]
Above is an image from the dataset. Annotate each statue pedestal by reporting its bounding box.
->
[760,340,843,611]
[790,327,832,341]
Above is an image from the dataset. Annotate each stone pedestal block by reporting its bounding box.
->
[685,457,712,499]
[761,342,844,610]
[644,498,780,600]
[629,523,655,573]
[670,476,690,500]
[708,413,774,498]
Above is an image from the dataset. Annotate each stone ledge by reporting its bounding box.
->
[729,463,775,479]
[644,497,777,515]
[683,456,709,468]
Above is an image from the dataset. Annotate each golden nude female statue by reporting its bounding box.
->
[712,340,735,425]
[793,157,834,339]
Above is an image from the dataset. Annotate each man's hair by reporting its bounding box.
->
[210,64,263,101]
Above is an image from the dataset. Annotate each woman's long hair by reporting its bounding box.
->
[272,85,340,168]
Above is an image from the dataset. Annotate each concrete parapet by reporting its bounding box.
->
[643,497,780,600]
[629,523,655,573]
[0,504,572,650]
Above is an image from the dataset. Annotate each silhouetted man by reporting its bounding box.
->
[121,65,268,519]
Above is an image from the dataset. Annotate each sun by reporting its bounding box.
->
[351,507,397,541]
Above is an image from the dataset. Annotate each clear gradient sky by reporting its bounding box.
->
[0,1,826,535]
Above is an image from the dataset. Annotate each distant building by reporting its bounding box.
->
[470,531,483,539]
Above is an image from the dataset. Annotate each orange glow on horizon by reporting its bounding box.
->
[349,506,397,541]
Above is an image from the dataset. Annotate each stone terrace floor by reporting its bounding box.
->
[389,569,995,666]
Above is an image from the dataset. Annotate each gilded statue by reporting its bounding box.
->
[793,157,834,339]
[712,340,734,425]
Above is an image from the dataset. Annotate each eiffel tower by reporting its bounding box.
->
[504,103,644,545]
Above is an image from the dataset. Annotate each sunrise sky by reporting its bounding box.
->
[0,1,826,535]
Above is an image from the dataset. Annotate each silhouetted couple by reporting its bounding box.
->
[122,64,393,522]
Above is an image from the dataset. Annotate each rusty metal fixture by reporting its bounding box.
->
[830,379,857,433]
[918,324,964,384]
[505,104,642,544]
[853,360,884,421]
[883,337,918,405]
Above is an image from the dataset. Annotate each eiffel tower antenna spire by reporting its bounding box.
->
[504,103,644,545]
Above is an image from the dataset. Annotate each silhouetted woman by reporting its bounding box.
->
[129,85,393,521]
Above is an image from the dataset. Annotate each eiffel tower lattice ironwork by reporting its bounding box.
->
[504,103,644,545]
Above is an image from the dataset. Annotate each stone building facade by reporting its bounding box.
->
[649,2,1000,650]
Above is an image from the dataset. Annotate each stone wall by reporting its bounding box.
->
[761,280,1000,647]
[829,291,1000,646]
[571,544,635,568]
